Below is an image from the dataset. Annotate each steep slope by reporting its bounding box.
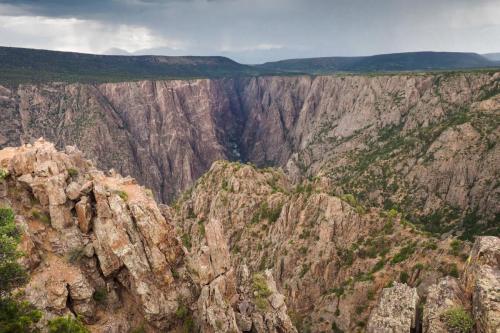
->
[1,71,498,237]
[2,141,498,332]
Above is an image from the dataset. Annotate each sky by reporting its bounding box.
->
[0,0,499,64]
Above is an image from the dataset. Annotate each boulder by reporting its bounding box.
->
[367,283,419,333]
[423,277,466,333]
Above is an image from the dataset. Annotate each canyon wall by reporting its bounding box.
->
[0,72,498,233]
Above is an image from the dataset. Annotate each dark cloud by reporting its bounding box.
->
[0,0,499,63]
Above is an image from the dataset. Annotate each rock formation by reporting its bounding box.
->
[0,141,498,332]
[0,68,498,333]
[1,73,498,238]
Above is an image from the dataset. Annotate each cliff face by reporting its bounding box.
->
[1,141,497,332]
[0,72,498,232]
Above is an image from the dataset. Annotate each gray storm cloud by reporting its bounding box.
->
[0,0,499,63]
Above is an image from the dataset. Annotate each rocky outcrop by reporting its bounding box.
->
[1,73,498,234]
[1,141,499,332]
[0,139,188,331]
[423,277,466,333]
[366,283,419,333]
[462,236,500,333]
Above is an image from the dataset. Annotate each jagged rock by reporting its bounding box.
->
[25,256,95,320]
[367,282,419,333]
[235,312,253,332]
[66,181,82,200]
[1,139,498,333]
[423,277,466,333]
[0,141,187,330]
[1,73,498,220]
[75,196,92,233]
[462,236,500,333]
[197,273,240,333]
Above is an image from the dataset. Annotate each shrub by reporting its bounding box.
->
[441,307,473,333]
[0,206,41,332]
[340,194,366,214]
[0,298,42,332]
[68,247,85,264]
[391,242,417,265]
[399,271,409,283]
[371,259,386,273]
[338,248,354,267]
[197,220,205,237]
[0,207,28,293]
[251,202,283,224]
[92,288,107,304]
[448,263,459,278]
[449,239,463,256]
[181,233,192,250]
[299,264,310,278]
[48,315,89,333]
[116,190,128,201]
[176,304,189,319]
[67,168,79,178]
[31,209,51,225]
[0,207,17,239]
[0,168,9,181]
[252,274,272,298]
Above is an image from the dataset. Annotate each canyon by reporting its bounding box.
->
[0,66,498,333]
[0,140,498,332]
[0,72,498,235]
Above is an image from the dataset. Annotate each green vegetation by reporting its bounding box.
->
[441,307,474,333]
[251,201,283,224]
[449,239,463,256]
[67,168,79,178]
[294,183,313,195]
[448,263,459,278]
[0,46,268,85]
[175,303,195,333]
[0,207,42,332]
[460,209,500,241]
[340,194,366,214]
[252,273,271,310]
[175,304,189,319]
[31,210,51,225]
[48,315,89,333]
[0,169,9,182]
[92,288,107,304]
[68,247,85,264]
[299,264,310,278]
[116,190,128,201]
[181,233,192,250]
[399,271,409,283]
[390,242,417,265]
[371,259,386,273]
[326,103,499,240]
[337,248,355,267]
[0,298,42,332]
